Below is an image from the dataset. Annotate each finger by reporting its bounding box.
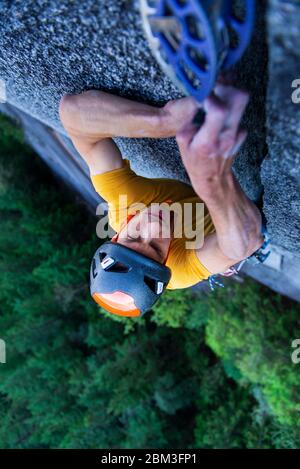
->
[212,89,249,156]
[181,96,203,115]
[214,83,249,107]
[215,86,249,132]
[226,91,249,131]
[219,129,248,174]
[223,129,248,159]
[191,93,229,146]
[218,123,246,157]
[176,119,199,153]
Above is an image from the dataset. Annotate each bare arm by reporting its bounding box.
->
[59,90,200,175]
[195,170,264,263]
[176,84,264,273]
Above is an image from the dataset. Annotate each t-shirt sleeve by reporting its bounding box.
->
[166,238,212,290]
[90,159,158,232]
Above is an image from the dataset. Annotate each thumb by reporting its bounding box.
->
[224,129,248,159]
[176,122,198,152]
[176,109,204,152]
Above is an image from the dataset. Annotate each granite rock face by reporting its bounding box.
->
[0,0,267,197]
[262,0,300,253]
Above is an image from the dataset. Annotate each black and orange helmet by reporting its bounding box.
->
[90,241,171,317]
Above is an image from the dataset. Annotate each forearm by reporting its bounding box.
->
[194,172,264,260]
[60,90,174,141]
[81,91,165,138]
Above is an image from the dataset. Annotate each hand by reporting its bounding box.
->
[162,96,202,136]
[175,84,249,195]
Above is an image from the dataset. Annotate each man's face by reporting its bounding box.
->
[117,205,174,263]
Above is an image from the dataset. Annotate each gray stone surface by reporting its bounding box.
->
[0,0,267,199]
[262,0,300,253]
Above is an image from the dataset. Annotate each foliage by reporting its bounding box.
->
[204,281,300,426]
[151,276,300,428]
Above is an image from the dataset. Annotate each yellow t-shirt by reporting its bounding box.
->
[91,159,216,290]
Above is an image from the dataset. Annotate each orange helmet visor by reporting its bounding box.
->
[92,291,141,317]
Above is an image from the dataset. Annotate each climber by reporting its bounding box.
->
[59,84,264,316]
